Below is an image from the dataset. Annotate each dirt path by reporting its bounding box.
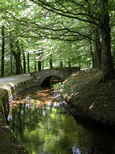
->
[0,74,31,85]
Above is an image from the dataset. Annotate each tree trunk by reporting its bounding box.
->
[60,58,63,67]
[16,40,22,74]
[91,51,95,68]
[101,28,115,79]
[10,53,13,75]
[68,58,71,67]
[15,53,21,74]
[22,46,26,73]
[1,25,5,77]
[89,25,95,68]
[60,61,63,67]
[50,55,53,69]
[23,52,26,73]
[27,52,30,73]
[90,37,95,68]
[11,50,21,75]
[38,61,41,71]
[34,54,36,72]
[101,0,115,80]
[10,36,21,75]
[95,29,102,69]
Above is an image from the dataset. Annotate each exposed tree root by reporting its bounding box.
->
[94,77,105,87]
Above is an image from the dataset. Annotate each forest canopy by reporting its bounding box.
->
[0,0,115,81]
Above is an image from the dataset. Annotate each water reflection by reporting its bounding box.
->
[8,87,115,154]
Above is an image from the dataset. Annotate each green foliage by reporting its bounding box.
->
[0,0,115,76]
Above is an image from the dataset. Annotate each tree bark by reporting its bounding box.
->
[10,53,13,75]
[91,51,95,68]
[50,54,53,69]
[68,58,71,67]
[34,54,37,72]
[11,51,21,75]
[95,28,101,69]
[23,52,26,73]
[10,37,21,75]
[27,52,30,73]
[1,25,5,77]
[38,61,41,71]
[60,57,63,67]
[101,0,115,80]
[15,53,21,74]
[22,46,26,73]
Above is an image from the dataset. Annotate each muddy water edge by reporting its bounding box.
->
[8,85,115,154]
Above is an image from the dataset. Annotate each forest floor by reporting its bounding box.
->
[58,68,115,126]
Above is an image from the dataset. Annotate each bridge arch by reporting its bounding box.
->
[30,67,80,86]
[41,76,62,86]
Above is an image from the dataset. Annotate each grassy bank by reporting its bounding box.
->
[58,68,115,125]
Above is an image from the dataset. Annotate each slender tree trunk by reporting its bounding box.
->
[101,0,115,80]
[60,58,63,67]
[23,52,26,73]
[38,61,41,71]
[10,53,13,75]
[27,52,30,73]
[68,58,71,67]
[50,54,53,69]
[42,60,44,70]
[60,61,63,67]
[10,36,21,75]
[91,50,95,68]
[95,29,101,69]
[15,53,21,74]
[90,37,95,68]
[10,37,16,75]
[11,50,21,75]
[34,54,36,72]
[89,28,94,68]
[1,25,5,77]
[16,40,22,74]
[22,46,26,73]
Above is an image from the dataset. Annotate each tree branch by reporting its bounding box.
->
[30,0,101,27]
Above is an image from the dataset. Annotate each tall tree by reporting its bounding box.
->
[10,36,21,75]
[95,28,101,69]
[22,45,26,73]
[1,25,5,77]
[27,52,30,73]
[28,0,115,80]
[100,0,114,80]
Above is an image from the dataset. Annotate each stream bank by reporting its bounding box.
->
[0,74,38,154]
[1,69,115,153]
[58,68,115,126]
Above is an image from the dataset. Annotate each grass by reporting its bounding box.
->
[59,68,115,125]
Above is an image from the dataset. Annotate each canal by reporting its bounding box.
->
[8,86,115,154]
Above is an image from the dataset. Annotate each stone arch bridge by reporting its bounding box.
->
[30,67,80,86]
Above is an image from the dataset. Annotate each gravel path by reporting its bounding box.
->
[0,74,32,85]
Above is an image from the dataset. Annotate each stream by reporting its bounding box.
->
[8,86,115,154]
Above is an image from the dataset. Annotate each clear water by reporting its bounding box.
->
[8,87,115,154]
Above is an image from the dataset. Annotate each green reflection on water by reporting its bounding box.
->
[8,87,115,154]
[8,99,80,154]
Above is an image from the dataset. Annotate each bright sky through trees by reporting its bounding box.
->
[0,0,115,80]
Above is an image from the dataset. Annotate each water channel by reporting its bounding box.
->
[8,85,115,154]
